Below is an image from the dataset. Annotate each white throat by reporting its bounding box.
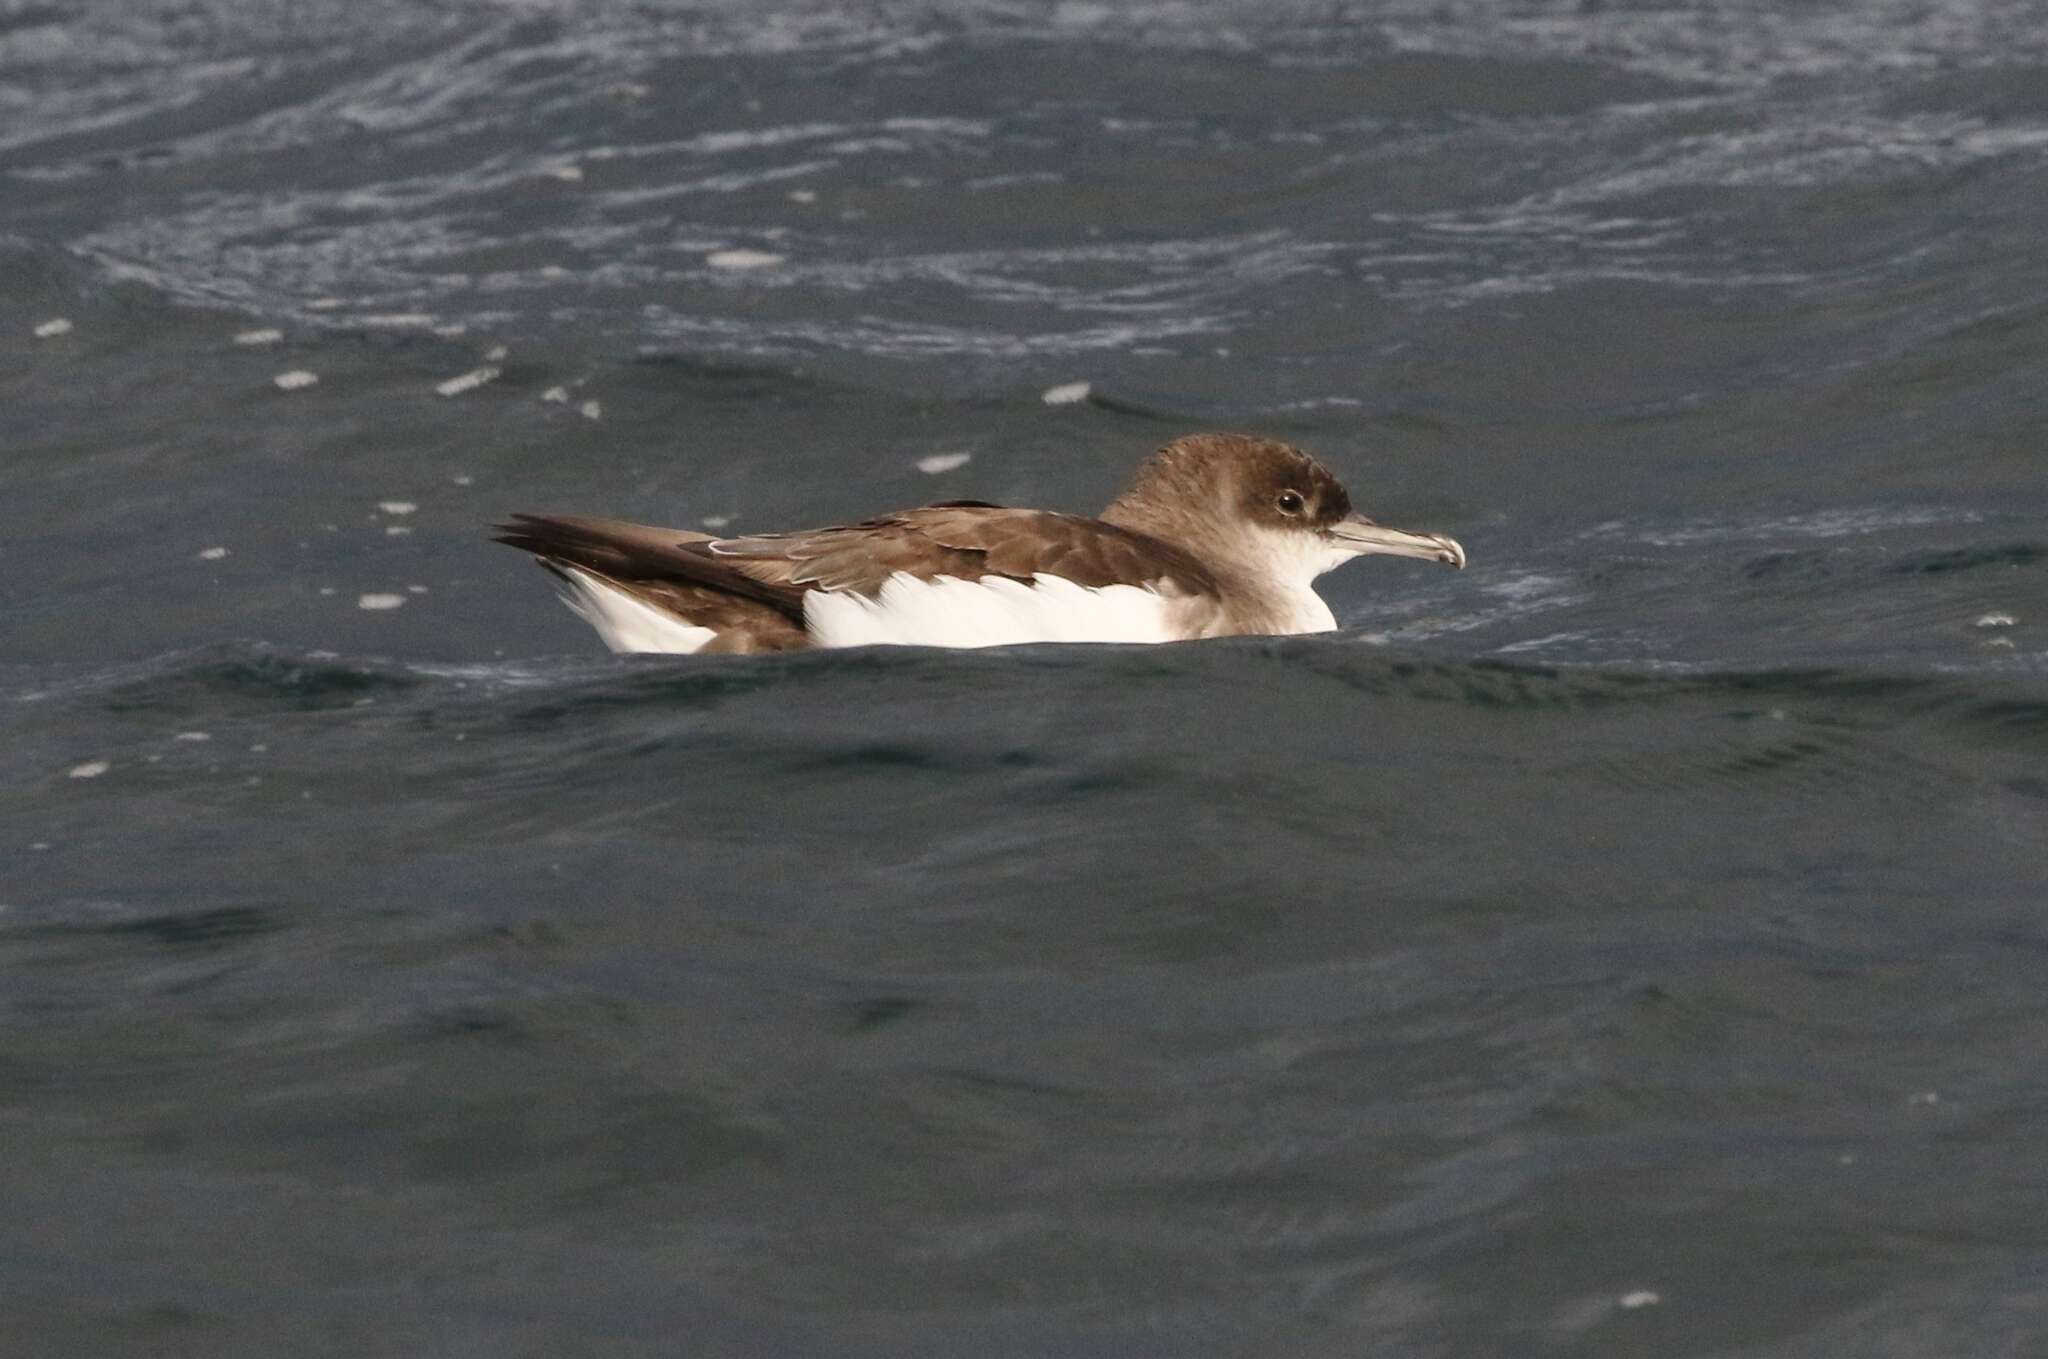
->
[1235,525,1349,634]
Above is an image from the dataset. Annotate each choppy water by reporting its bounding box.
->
[5,2,2047,1354]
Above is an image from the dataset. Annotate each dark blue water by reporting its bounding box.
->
[5,2,2048,1354]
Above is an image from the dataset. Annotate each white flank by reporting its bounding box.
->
[552,567,715,654]
[805,572,1178,649]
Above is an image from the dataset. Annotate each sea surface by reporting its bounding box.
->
[5,2,2048,1354]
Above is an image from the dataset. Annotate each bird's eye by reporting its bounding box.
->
[1276,490,1305,515]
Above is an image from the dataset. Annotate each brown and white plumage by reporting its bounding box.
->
[494,433,1465,653]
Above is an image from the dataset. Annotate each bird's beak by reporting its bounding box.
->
[1326,513,1466,568]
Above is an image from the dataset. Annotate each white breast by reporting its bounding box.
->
[804,572,1183,649]
[1264,586,1338,635]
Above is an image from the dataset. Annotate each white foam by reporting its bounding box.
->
[916,452,973,474]
[378,501,417,516]
[273,370,318,390]
[707,248,785,270]
[234,328,284,346]
[67,760,110,779]
[1600,506,1979,548]
[198,546,229,561]
[435,367,500,397]
[358,593,406,611]
[1496,631,1589,655]
[34,317,73,338]
[1041,380,1092,405]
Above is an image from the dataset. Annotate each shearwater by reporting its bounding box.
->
[494,433,1466,653]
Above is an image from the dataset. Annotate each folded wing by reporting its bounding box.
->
[496,505,1225,652]
[493,514,808,653]
[707,505,1221,596]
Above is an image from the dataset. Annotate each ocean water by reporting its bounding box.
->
[5,2,2047,1354]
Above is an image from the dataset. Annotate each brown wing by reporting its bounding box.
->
[706,506,1223,600]
[494,514,811,652]
[495,513,811,617]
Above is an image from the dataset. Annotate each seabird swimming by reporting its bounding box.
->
[494,432,1465,653]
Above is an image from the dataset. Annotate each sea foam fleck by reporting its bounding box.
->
[436,367,500,397]
[707,249,785,270]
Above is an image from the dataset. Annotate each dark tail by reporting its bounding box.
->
[492,513,811,652]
